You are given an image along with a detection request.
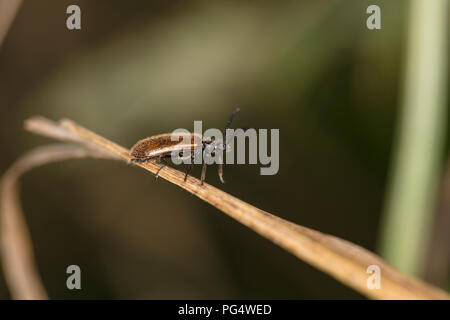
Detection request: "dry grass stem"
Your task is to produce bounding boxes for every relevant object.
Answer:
[0,144,114,299]
[0,0,22,47]
[1,116,448,299]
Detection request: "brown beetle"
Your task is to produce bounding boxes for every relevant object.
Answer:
[130,109,240,184]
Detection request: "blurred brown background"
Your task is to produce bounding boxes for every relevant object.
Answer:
[0,0,448,299]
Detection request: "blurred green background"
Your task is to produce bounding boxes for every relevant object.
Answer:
[0,0,448,299]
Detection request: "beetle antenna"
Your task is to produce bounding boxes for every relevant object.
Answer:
[225,108,240,131]
[224,108,243,147]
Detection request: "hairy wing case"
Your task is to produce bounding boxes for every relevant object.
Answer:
[130,133,208,159]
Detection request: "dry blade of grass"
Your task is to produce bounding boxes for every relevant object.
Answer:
[0,0,22,47]
[1,116,448,299]
[0,144,115,299]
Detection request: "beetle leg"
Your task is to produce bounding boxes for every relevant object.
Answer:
[131,157,152,163]
[155,164,167,179]
[218,163,225,183]
[200,162,207,185]
[155,156,168,179]
[184,163,192,182]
